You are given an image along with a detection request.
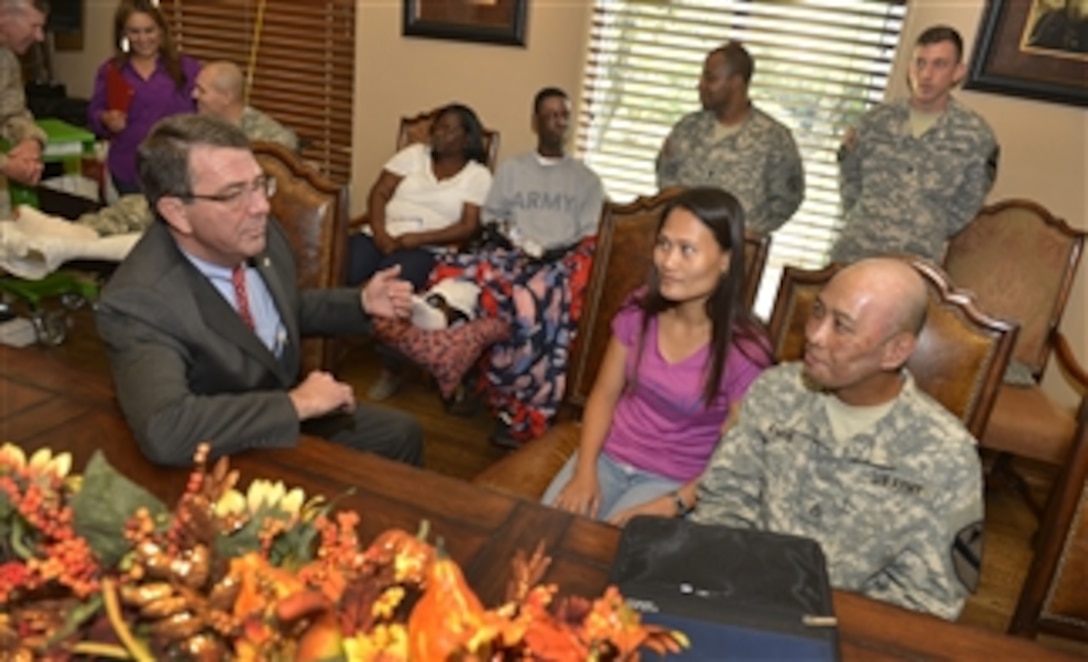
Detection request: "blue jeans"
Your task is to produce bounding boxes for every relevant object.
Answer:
[541,451,682,521]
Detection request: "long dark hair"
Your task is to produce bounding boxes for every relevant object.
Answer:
[112,0,187,91]
[632,187,771,407]
[432,103,487,165]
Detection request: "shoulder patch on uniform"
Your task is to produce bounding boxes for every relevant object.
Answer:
[952,520,984,591]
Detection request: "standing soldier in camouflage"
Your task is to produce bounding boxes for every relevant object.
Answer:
[832,25,999,264]
[656,42,804,235]
[192,60,299,152]
[0,0,47,187]
[692,258,983,621]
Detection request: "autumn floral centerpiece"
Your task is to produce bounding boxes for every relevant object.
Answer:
[0,442,686,660]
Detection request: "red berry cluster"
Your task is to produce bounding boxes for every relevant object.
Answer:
[0,467,101,601]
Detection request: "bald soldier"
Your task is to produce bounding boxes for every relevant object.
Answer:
[692,258,983,620]
[192,60,298,152]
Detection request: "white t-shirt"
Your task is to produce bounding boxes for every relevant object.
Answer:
[375,143,492,238]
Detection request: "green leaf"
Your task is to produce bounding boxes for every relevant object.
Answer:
[214,513,264,561]
[268,520,320,568]
[11,514,36,560]
[48,593,104,646]
[72,451,168,567]
[0,490,13,552]
[0,488,13,520]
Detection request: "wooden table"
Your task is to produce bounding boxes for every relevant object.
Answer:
[0,339,1078,661]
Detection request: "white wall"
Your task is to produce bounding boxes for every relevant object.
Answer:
[352,0,595,216]
[51,1,115,99]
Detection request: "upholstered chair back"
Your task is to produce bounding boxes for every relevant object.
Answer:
[944,201,1086,516]
[944,200,1084,379]
[253,140,349,375]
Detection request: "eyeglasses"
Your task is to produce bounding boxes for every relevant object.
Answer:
[182,175,276,210]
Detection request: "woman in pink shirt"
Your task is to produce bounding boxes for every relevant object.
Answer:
[543,187,772,524]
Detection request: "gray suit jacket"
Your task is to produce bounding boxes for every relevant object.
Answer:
[96,219,369,466]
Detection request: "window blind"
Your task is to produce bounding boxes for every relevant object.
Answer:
[578,0,906,278]
[160,0,355,184]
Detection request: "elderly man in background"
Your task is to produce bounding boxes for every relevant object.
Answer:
[656,42,804,235]
[0,0,47,187]
[693,257,983,621]
[193,60,298,152]
[832,25,999,264]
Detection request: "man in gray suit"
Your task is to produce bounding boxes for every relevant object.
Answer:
[95,114,423,467]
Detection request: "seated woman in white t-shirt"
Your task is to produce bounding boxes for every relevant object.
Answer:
[347,103,493,290]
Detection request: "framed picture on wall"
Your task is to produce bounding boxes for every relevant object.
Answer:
[965,0,1088,108]
[403,0,528,47]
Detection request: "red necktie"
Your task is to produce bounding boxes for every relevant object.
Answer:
[231,265,255,330]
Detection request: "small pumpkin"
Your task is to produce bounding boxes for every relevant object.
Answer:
[407,555,485,660]
[365,525,435,585]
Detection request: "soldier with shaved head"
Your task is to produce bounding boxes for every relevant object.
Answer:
[192,60,298,151]
[693,257,983,621]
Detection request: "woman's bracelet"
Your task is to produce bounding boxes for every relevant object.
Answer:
[671,490,694,517]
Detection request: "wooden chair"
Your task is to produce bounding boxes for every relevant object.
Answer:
[942,200,1087,515]
[252,141,348,376]
[1009,375,1088,642]
[473,189,771,499]
[348,108,501,233]
[766,258,1018,440]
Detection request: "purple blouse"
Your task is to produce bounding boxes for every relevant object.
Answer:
[602,299,771,482]
[88,54,201,186]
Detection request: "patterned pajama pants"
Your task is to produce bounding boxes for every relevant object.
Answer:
[430,237,596,441]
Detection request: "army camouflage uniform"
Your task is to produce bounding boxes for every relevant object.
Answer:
[76,194,151,236]
[693,363,983,620]
[0,47,47,172]
[655,108,804,235]
[832,98,998,264]
[240,106,298,152]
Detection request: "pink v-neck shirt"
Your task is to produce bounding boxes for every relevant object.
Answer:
[603,302,770,482]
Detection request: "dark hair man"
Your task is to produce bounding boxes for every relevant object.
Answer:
[96,114,423,467]
[656,42,804,235]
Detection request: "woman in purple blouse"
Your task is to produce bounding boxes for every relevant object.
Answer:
[542,187,773,525]
[88,0,200,194]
